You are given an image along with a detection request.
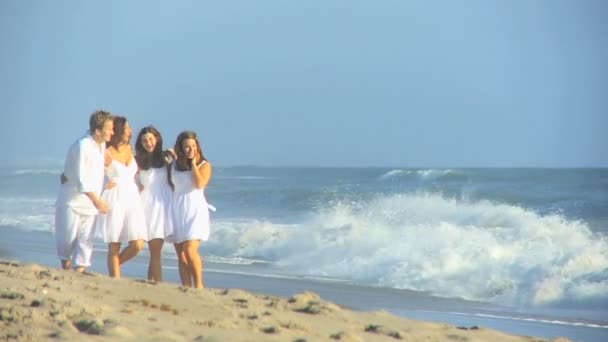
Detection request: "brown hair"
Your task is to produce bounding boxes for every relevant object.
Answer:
[88,110,113,135]
[108,116,129,149]
[174,131,207,171]
[135,126,165,170]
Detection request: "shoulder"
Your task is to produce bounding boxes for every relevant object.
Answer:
[198,160,211,172]
[76,134,92,146]
[106,146,121,161]
[74,135,95,152]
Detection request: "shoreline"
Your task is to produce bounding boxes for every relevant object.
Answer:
[0,259,569,342]
[2,229,607,341]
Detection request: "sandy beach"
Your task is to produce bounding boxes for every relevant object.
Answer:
[0,259,571,342]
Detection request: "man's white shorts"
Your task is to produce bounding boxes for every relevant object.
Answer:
[54,206,96,268]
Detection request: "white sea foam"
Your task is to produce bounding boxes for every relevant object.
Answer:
[0,197,55,231]
[0,197,55,205]
[378,168,462,181]
[13,168,61,175]
[206,192,608,307]
[416,168,460,179]
[417,310,608,329]
[378,169,408,180]
[4,190,607,308]
[0,215,54,231]
[206,256,269,265]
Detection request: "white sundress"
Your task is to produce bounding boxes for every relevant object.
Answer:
[138,166,173,240]
[170,160,211,244]
[97,157,148,243]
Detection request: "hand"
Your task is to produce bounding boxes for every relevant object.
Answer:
[163,148,177,162]
[191,154,200,167]
[138,184,144,191]
[106,180,117,189]
[60,173,68,184]
[95,199,110,214]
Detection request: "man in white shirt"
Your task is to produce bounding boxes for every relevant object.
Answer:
[55,110,114,272]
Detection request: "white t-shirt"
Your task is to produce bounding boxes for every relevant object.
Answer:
[55,133,106,215]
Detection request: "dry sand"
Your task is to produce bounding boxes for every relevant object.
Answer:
[0,260,570,341]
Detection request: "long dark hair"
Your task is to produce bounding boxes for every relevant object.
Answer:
[135,126,165,170]
[174,131,207,171]
[107,116,129,149]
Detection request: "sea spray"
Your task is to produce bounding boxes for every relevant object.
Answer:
[206,192,608,307]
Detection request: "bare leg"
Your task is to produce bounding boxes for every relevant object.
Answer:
[183,240,203,288]
[108,243,121,278]
[147,239,164,282]
[61,259,72,270]
[173,243,192,287]
[73,266,85,273]
[119,239,144,264]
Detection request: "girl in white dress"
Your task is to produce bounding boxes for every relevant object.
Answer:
[96,116,147,278]
[171,131,212,288]
[134,126,174,282]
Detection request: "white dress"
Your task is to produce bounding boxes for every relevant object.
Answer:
[138,166,173,240]
[170,161,210,243]
[97,157,148,243]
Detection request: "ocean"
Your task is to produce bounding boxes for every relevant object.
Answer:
[1,165,607,341]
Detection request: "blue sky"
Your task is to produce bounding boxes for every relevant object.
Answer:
[1,0,606,167]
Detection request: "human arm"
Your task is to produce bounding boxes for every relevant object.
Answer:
[190,157,211,189]
[134,171,144,191]
[76,140,109,213]
[163,148,177,164]
[84,192,109,214]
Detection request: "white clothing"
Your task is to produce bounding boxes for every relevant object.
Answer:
[54,206,96,267]
[56,133,106,215]
[54,132,105,266]
[97,157,148,243]
[138,166,173,240]
[170,161,210,243]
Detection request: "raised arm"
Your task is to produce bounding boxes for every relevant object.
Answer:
[191,158,211,189]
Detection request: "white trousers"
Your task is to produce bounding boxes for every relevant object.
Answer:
[54,206,96,268]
